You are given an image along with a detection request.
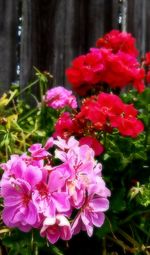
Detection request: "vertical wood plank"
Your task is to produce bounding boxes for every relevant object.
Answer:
[112,0,120,29]
[127,0,146,56]
[86,0,105,49]
[64,0,88,86]
[20,0,121,90]
[20,0,32,89]
[145,0,150,52]
[0,0,18,94]
[121,0,128,32]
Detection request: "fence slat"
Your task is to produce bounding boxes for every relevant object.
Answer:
[127,0,146,56]
[2,0,150,94]
[145,0,150,52]
[20,0,120,89]
[0,0,18,94]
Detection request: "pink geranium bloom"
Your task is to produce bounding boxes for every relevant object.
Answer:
[40,215,72,244]
[0,135,110,242]
[0,156,43,188]
[1,179,38,232]
[44,86,77,109]
[44,137,54,150]
[72,196,109,237]
[33,164,71,218]
[28,143,50,159]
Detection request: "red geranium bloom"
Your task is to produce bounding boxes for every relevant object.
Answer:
[146,70,150,83]
[66,47,145,95]
[144,52,150,66]
[96,30,139,57]
[53,112,74,139]
[111,116,144,138]
[76,92,144,138]
[66,50,105,95]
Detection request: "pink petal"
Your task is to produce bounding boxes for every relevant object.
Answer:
[60,225,72,240]
[48,164,70,192]
[24,165,42,187]
[52,192,70,212]
[71,214,82,235]
[11,159,26,178]
[89,198,109,212]
[25,201,37,225]
[91,212,105,227]
[2,206,19,227]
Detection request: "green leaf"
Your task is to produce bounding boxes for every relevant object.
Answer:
[110,188,126,212]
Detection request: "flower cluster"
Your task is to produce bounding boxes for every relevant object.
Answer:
[0,137,110,244]
[53,92,144,156]
[96,29,138,56]
[76,92,144,138]
[44,86,77,109]
[66,30,145,95]
[0,30,146,246]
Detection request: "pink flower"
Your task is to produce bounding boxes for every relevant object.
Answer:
[0,136,110,241]
[28,143,50,159]
[1,179,38,232]
[72,196,109,237]
[44,86,77,109]
[44,137,54,150]
[0,156,43,188]
[40,215,72,244]
[33,164,71,218]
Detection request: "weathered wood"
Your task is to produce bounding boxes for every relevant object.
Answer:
[20,0,32,89]
[20,0,121,89]
[145,0,150,52]
[0,0,18,94]
[121,0,128,32]
[127,0,146,56]
[2,0,150,94]
[112,0,121,29]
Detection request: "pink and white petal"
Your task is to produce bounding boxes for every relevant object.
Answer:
[85,223,94,237]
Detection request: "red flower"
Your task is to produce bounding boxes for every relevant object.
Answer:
[53,112,74,139]
[76,93,144,138]
[111,117,144,138]
[79,136,104,156]
[144,52,150,66]
[96,30,138,57]
[66,48,145,95]
[146,70,150,83]
[66,50,105,95]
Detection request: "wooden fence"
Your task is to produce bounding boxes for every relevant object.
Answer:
[0,0,150,95]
